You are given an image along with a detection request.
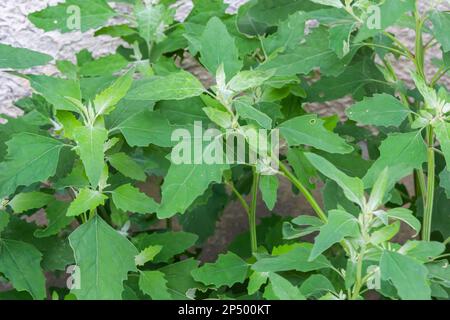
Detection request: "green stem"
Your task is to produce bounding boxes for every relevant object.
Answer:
[228,182,250,214]
[423,126,435,241]
[278,161,328,223]
[249,168,260,254]
[351,244,366,300]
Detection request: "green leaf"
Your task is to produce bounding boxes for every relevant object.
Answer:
[228,69,275,93]
[310,0,343,8]
[235,101,273,129]
[29,0,116,33]
[439,167,450,198]
[79,54,129,77]
[202,107,233,129]
[128,71,204,101]
[260,26,346,77]
[135,245,162,266]
[0,239,46,300]
[117,110,175,148]
[310,210,360,261]
[355,0,415,42]
[266,272,305,300]
[363,132,427,189]
[370,221,400,245]
[134,232,198,263]
[346,94,410,127]
[278,115,353,154]
[139,271,171,300]
[93,69,134,116]
[74,126,108,187]
[8,192,53,214]
[111,184,158,215]
[248,271,269,295]
[300,274,336,298]
[159,258,199,300]
[386,208,421,235]
[305,153,365,207]
[135,2,173,44]
[430,12,450,52]
[435,121,450,168]
[0,133,65,198]
[27,75,81,112]
[198,17,242,80]
[0,43,52,69]
[158,163,227,218]
[34,201,73,238]
[380,250,431,300]
[259,175,279,210]
[366,167,389,212]
[191,252,249,287]
[329,23,355,58]
[400,241,445,262]
[68,215,138,300]
[66,188,107,217]
[0,211,9,234]
[252,244,331,272]
[108,153,146,182]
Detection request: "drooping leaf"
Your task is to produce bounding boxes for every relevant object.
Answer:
[108,153,146,182]
[305,153,365,207]
[346,94,410,127]
[191,252,249,287]
[138,271,172,300]
[111,184,158,215]
[247,271,269,295]
[0,239,46,300]
[310,210,360,261]
[259,175,279,211]
[266,272,305,300]
[278,115,353,154]
[8,192,53,214]
[0,43,52,69]
[135,245,162,266]
[386,208,421,235]
[380,250,431,300]
[128,71,204,101]
[0,133,65,198]
[235,101,273,129]
[66,188,107,217]
[34,201,73,238]
[68,215,138,300]
[74,126,108,187]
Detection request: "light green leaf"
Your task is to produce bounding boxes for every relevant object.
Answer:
[259,175,278,211]
[380,250,431,300]
[29,0,116,33]
[191,252,249,287]
[267,272,305,300]
[247,271,269,295]
[199,17,242,80]
[0,211,9,234]
[363,131,427,189]
[435,121,450,168]
[8,192,53,214]
[0,43,52,69]
[139,271,171,300]
[228,69,275,92]
[135,245,162,266]
[439,167,450,198]
[202,107,233,129]
[305,153,365,207]
[158,163,227,218]
[108,153,146,182]
[128,71,204,101]
[235,101,273,129]
[0,133,65,198]
[111,184,158,214]
[260,27,346,77]
[159,258,199,300]
[310,210,360,261]
[370,221,400,245]
[430,11,450,52]
[366,167,389,212]
[93,69,134,116]
[0,239,46,299]
[299,274,336,298]
[117,110,175,148]
[279,115,353,154]
[346,94,410,127]
[329,23,354,58]
[66,188,107,217]
[74,126,108,187]
[135,2,173,44]
[400,241,445,262]
[79,54,129,77]
[386,208,421,235]
[34,201,73,238]
[253,244,331,272]
[310,0,343,8]
[69,215,138,300]
[28,75,81,112]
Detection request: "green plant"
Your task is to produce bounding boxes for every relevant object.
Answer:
[0,0,449,300]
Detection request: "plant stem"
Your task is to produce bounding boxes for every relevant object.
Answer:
[423,126,435,241]
[278,161,328,222]
[228,182,250,214]
[351,244,366,300]
[249,168,260,254]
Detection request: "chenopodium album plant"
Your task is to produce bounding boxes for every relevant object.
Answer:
[0,0,449,300]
